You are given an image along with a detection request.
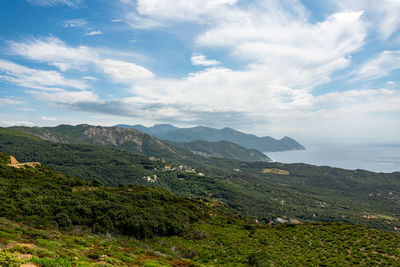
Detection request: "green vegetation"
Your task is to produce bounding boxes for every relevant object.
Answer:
[0,250,25,266]
[169,140,271,162]
[0,156,399,266]
[2,216,400,266]
[0,128,178,185]
[11,125,194,161]
[1,128,400,233]
[0,152,244,238]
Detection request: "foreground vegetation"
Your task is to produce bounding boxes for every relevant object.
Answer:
[1,218,399,266]
[0,154,399,266]
[1,129,399,233]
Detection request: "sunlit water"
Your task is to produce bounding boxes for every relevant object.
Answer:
[267,143,400,173]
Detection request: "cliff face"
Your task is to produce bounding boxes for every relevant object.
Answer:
[9,125,276,162]
[81,126,178,155]
[82,126,144,149]
[10,125,180,157]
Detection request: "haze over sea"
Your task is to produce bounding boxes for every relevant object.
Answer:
[268,143,400,173]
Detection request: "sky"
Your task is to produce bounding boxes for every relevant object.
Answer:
[0,0,400,143]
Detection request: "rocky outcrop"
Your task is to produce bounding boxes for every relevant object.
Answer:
[7,156,41,169]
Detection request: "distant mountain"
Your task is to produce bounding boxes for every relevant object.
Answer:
[170,140,271,162]
[11,124,184,159]
[118,124,305,152]
[10,125,271,163]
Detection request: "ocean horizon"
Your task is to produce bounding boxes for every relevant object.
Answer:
[267,143,400,173]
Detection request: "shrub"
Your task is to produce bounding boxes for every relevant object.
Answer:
[55,213,72,229]
[0,251,25,267]
[248,252,270,267]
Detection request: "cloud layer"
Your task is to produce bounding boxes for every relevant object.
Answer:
[1,0,399,142]
[27,0,83,7]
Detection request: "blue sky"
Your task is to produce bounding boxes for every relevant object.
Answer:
[0,0,400,143]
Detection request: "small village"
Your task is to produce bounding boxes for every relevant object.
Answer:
[142,157,205,183]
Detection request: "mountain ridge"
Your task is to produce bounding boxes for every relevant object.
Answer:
[11,125,271,162]
[169,139,271,162]
[117,124,305,152]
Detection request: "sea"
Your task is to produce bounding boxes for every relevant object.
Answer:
[267,143,400,173]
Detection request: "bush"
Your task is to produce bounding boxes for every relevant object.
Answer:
[55,213,71,229]
[248,252,270,267]
[0,251,25,267]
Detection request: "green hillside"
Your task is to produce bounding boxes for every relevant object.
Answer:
[1,129,400,233]
[11,125,273,163]
[11,125,188,159]
[170,140,271,162]
[0,155,399,266]
[0,152,243,239]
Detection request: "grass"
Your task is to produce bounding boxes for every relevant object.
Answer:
[261,168,290,175]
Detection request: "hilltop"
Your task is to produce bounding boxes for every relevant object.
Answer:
[116,124,305,152]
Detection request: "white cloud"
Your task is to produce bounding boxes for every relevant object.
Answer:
[62,19,87,28]
[191,54,220,66]
[49,0,373,140]
[98,59,154,83]
[6,1,399,143]
[122,0,240,28]
[8,37,96,71]
[16,108,36,111]
[27,0,83,7]
[0,98,24,105]
[197,10,366,89]
[130,66,314,118]
[41,116,57,121]
[290,88,400,142]
[85,30,103,36]
[0,59,88,90]
[83,76,98,81]
[123,0,366,90]
[7,37,153,83]
[353,50,400,80]
[35,90,99,104]
[0,120,35,127]
[136,0,237,21]
[333,0,400,40]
